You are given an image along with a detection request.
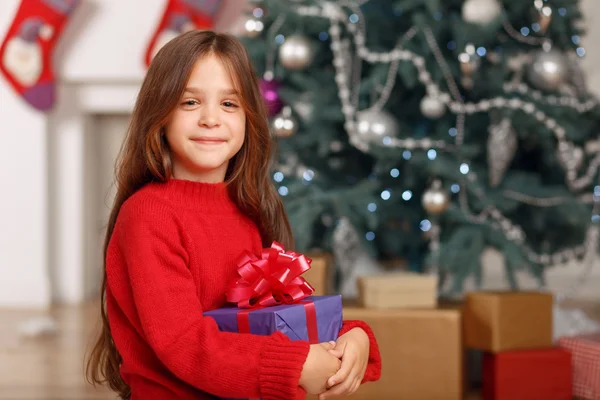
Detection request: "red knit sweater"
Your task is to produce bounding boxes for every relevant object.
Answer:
[105,179,381,400]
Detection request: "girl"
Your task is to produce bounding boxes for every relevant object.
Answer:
[86,30,381,400]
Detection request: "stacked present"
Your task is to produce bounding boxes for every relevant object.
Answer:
[557,332,600,399]
[342,272,464,400]
[463,291,572,400]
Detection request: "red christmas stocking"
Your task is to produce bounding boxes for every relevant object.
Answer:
[0,0,79,111]
[144,0,219,67]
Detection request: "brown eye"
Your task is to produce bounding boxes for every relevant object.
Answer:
[222,101,238,108]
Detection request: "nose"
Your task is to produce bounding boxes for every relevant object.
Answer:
[198,105,220,128]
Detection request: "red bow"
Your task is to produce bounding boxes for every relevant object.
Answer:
[226,242,315,308]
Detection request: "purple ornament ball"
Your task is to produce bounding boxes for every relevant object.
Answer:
[259,78,283,117]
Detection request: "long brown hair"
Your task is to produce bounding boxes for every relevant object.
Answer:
[85,30,293,399]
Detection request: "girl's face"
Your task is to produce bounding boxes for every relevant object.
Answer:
[165,54,246,183]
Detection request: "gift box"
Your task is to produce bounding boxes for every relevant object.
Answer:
[204,242,342,342]
[204,295,342,343]
[303,251,333,296]
[464,291,553,352]
[482,347,572,400]
[341,307,463,400]
[558,333,600,400]
[357,272,438,309]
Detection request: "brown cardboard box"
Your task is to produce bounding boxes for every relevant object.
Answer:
[304,252,333,296]
[463,291,553,353]
[338,307,464,400]
[358,272,438,309]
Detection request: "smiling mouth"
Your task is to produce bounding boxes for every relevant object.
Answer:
[191,138,226,145]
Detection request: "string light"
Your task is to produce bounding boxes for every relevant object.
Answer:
[420,219,432,232]
[303,170,315,181]
[381,190,391,200]
[402,190,412,201]
[278,186,289,196]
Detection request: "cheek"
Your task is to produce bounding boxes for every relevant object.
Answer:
[165,112,190,145]
[233,114,246,143]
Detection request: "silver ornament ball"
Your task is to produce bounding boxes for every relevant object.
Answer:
[462,0,502,25]
[528,49,569,91]
[356,109,399,144]
[422,181,450,214]
[279,35,314,70]
[420,96,446,119]
[272,106,298,137]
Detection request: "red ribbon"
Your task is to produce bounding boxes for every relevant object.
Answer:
[226,241,315,309]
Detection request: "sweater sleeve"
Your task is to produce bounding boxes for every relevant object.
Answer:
[109,199,309,399]
[338,320,382,383]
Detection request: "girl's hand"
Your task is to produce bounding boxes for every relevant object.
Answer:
[299,342,342,394]
[318,328,369,399]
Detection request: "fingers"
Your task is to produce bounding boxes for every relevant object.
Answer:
[327,340,347,360]
[319,370,358,399]
[319,341,335,351]
[327,351,354,387]
[351,378,361,394]
[328,348,344,358]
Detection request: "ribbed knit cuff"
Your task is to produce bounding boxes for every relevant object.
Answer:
[259,333,310,400]
[338,320,382,383]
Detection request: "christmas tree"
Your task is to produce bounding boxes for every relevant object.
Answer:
[237,0,600,295]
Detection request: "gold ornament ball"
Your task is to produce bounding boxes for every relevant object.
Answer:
[422,183,450,214]
[272,106,298,137]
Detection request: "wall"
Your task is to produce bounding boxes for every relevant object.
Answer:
[0,0,598,308]
[0,1,50,308]
[0,0,246,308]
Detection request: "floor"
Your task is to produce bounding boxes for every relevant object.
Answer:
[0,300,598,399]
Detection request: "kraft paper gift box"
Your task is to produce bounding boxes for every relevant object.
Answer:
[558,333,600,400]
[302,251,333,296]
[339,307,463,400]
[358,272,438,309]
[482,347,572,400]
[463,291,553,352]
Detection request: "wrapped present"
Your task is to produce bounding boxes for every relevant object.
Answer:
[482,348,572,400]
[204,295,342,343]
[341,307,463,400]
[464,291,553,352]
[558,333,600,400]
[203,242,342,343]
[358,272,437,309]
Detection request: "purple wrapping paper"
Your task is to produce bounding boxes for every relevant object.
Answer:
[203,295,342,343]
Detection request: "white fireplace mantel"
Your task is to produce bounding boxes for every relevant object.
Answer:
[48,81,142,304]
